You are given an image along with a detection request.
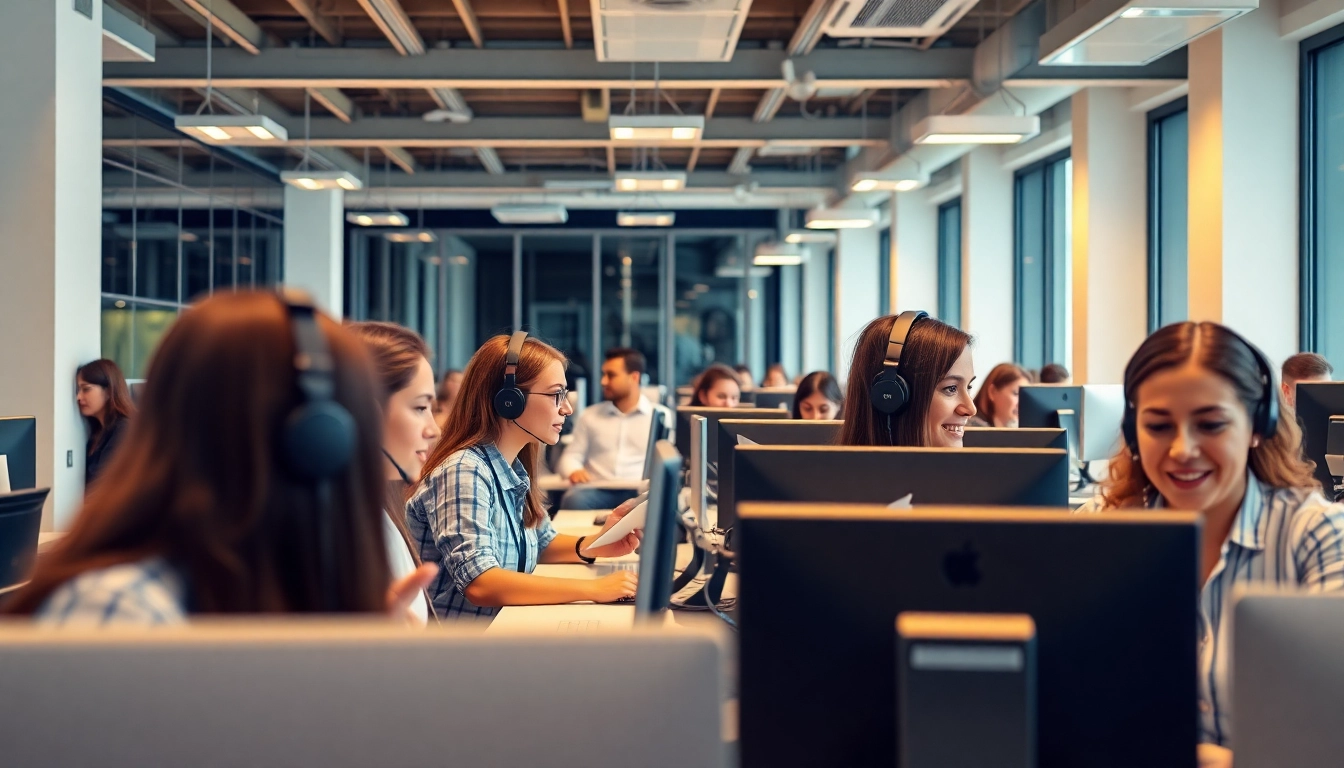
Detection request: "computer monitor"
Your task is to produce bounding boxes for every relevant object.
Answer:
[0,417,37,491]
[635,441,682,619]
[0,622,726,767]
[1018,384,1125,463]
[673,406,789,467]
[639,407,669,482]
[0,488,49,588]
[726,446,1070,530]
[1294,382,1344,497]
[751,387,796,412]
[688,415,708,528]
[716,420,842,523]
[1234,591,1344,765]
[737,503,1199,768]
[963,427,1068,451]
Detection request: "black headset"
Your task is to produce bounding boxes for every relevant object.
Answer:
[493,331,530,420]
[279,291,356,481]
[870,311,928,415]
[1121,325,1280,453]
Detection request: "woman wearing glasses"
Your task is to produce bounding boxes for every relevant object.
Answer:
[406,333,644,620]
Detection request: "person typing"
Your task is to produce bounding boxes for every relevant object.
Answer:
[556,348,655,511]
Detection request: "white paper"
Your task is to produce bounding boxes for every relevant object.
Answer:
[736,434,759,446]
[588,495,649,548]
[887,493,913,509]
[0,455,10,494]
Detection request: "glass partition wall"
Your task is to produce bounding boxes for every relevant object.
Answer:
[347,228,787,401]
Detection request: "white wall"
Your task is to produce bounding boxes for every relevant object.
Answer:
[893,189,940,314]
[442,235,478,371]
[835,225,882,381]
[801,245,833,376]
[778,264,803,379]
[283,187,345,317]
[960,147,1015,373]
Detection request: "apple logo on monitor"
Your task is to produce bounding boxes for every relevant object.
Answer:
[942,542,981,587]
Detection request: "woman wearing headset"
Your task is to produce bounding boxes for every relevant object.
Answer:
[1081,322,1344,765]
[838,311,976,447]
[408,332,643,621]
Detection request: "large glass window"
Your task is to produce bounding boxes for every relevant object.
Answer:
[1303,27,1344,361]
[937,199,962,327]
[1148,97,1189,332]
[1014,151,1072,370]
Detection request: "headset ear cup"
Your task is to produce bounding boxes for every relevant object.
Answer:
[494,387,526,420]
[284,401,357,481]
[870,371,910,415]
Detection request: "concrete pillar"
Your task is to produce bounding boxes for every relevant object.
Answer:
[283,187,345,316]
[892,190,940,315]
[1188,0,1299,364]
[836,224,882,379]
[960,147,1015,372]
[1070,87,1149,384]
[801,244,833,376]
[778,263,803,379]
[0,2,104,528]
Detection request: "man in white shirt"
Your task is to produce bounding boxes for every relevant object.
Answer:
[557,348,655,510]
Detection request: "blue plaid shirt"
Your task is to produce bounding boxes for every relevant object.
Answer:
[33,557,187,626]
[405,443,557,620]
[1080,472,1344,748]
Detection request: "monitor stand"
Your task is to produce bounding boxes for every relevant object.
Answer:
[1326,416,1344,501]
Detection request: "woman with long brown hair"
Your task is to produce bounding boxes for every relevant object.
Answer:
[75,358,136,489]
[1081,321,1344,760]
[969,362,1031,428]
[347,321,442,625]
[839,312,976,447]
[689,363,742,407]
[407,332,643,620]
[5,291,433,624]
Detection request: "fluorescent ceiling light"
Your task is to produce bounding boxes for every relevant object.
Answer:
[756,142,817,157]
[783,230,838,245]
[280,170,363,191]
[384,230,438,243]
[614,171,687,192]
[1039,0,1256,66]
[850,173,928,193]
[617,211,676,227]
[174,114,288,144]
[542,179,615,191]
[491,204,568,225]
[346,211,410,227]
[911,115,1040,145]
[804,208,881,230]
[608,115,704,143]
[754,242,806,266]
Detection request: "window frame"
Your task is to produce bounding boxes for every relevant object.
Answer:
[1146,96,1190,334]
[936,197,963,327]
[1012,149,1071,369]
[1300,24,1344,353]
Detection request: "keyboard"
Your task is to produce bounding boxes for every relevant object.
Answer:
[595,562,638,576]
[556,620,603,633]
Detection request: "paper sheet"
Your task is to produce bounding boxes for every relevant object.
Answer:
[587,492,649,548]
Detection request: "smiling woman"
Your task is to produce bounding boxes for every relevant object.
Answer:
[1083,321,1344,754]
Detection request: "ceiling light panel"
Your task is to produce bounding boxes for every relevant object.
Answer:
[911,115,1041,146]
[175,114,288,144]
[280,170,363,191]
[609,115,705,143]
[1039,0,1256,66]
[614,171,688,192]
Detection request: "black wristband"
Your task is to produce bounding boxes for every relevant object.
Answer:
[575,536,596,564]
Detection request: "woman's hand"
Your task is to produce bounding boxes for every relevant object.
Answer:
[1198,744,1232,768]
[584,571,638,603]
[581,496,644,559]
[387,563,438,624]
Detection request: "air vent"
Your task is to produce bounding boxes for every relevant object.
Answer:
[592,0,754,62]
[825,0,980,38]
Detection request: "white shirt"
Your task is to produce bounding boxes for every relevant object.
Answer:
[383,512,431,625]
[557,396,655,481]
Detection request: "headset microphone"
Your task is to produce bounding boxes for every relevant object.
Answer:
[381,448,412,484]
[511,420,549,445]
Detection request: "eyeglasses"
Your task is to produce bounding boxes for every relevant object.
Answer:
[525,388,569,409]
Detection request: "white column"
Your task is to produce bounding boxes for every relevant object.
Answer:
[1188,0,1300,365]
[1070,87,1149,384]
[801,244,833,376]
[960,147,1015,371]
[0,2,104,529]
[778,264,803,378]
[836,225,882,380]
[283,187,345,317]
[892,190,940,314]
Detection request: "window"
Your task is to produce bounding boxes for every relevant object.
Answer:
[1147,97,1189,332]
[1302,26,1344,361]
[878,226,891,314]
[1013,151,1072,370]
[937,199,962,327]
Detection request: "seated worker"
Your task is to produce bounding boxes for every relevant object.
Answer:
[556,348,655,510]
[838,311,976,447]
[1280,352,1333,409]
[1039,362,1071,384]
[1081,321,1344,765]
[4,290,434,625]
[761,364,789,388]
[407,332,644,621]
[792,371,842,421]
[969,362,1031,428]
[690,364,742,408]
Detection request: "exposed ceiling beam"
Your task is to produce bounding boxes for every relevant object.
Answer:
[308,87,357,123]
[382,146,417,174]
[282,0,343,46]
[704,88,722,119]
[105,47,1001,91]
[606,146,615,175]
[557,0,573,49]
[451,0,484,48]
[728,147,754,175]
[105,0,180,46]
[163,0,269,55]
[354,0,425,56]
[104,116,892,149]
[754,89,786,123]
[193,86,365,176]
[475,147,505,174]
[756,0,835,124]
[686,146,702,173]
[104,145,186,178]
